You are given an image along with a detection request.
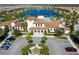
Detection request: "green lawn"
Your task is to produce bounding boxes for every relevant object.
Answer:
[45,32,68,40]
[57,36,67,40]
[45,32,56,36]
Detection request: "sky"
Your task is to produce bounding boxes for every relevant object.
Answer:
[0,0,78,4]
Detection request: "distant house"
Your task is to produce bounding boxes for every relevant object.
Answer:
[0,20,27,31]
[27,17,65,34]
[74,20,79,31]
[19,17,25,22]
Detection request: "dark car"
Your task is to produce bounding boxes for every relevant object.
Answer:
[2,42,11,47]
[70,35,78,40]
[0,36,15,50]
[7,37,15,41]
[0,33,8,41]
[0,42,12,50]
[65,47,77,52]
[70,35,79,44]
[5,39,11,42]
[0,43,10,50]
[0,45,9,50]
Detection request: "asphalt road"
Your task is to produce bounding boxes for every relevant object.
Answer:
[0,36,77,55]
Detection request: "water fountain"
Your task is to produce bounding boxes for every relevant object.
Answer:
[29,44,42,55]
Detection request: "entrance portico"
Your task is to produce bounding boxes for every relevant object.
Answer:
[32,30,48,37]
[33,30,47,33]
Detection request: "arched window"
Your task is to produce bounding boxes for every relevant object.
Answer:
[34,31,36,32]
[38,30,40,32]
[45,31,46,33]
[41,31,43,32]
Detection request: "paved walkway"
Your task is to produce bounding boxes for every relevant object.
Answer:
[21,34,55,37]
[33,33,44,37]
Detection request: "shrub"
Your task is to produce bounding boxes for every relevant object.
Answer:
[4,25,9,34]
[26,35,33,45]
[21,45,30,55]
[41,36,48,45]
[40,45,49,55]
[13,29,22,36]
[55,28,64,36]
[75,30,79,36]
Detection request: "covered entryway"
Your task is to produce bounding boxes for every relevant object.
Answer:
[33,30,45,37]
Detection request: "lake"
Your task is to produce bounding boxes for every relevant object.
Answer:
[23,10,61,17]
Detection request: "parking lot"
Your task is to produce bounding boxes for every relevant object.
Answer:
[0,36,78,55]
[0,37,15,50]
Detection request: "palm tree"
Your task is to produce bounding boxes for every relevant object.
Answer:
[4,25,9,34]
[26,35,33,45]
[61,11,79,35]
[69,11,79,34]
[21,22,28,30]
[55,28,64,36]
[41,36,48,45]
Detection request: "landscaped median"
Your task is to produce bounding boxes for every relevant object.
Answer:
[57,35,68,40]
[21,35,49,55]
[21,44,35,55]
[40,44,49,55]
[21,44,49,55]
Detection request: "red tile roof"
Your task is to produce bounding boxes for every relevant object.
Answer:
[3,20,22,27]
[4,21,12,27]
[45,19,64,28]
[30,19,64,30]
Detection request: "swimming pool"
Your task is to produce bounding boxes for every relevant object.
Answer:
[23,10,61,17]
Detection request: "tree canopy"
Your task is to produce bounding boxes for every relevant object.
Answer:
[21,22,28,27]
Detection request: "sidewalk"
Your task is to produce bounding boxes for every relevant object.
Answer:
[21,35,55,38]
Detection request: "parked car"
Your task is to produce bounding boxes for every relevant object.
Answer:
[0,36,15,50]
[70,35,79,44]
[0,45,9,50]
[3,42,12,46]
[0,33,8,41]
[65,47,77,52]
[8,36,15,40]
